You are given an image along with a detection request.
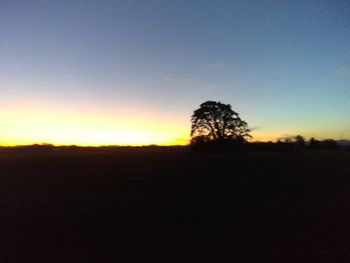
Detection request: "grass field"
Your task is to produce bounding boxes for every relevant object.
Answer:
[0,147,350,262]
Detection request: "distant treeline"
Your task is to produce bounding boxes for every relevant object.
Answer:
[248,136,342,151]
[190,135,350,152]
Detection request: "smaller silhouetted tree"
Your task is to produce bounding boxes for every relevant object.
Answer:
[308,137,321,149]
[294,135,306,148]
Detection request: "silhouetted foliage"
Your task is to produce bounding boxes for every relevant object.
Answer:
[276,137,294,150]
[322,139,338,149]
[189,135,211,151]
[294,135,306,148]
[308,137,321,149]
[258,138,348,152]
[190,101,251,151]
[276,135,308,150]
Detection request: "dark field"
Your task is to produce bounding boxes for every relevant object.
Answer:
[1,147,350,262]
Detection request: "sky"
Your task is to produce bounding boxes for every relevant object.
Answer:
[0,0,349,146]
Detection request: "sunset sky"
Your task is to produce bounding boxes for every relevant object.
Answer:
[1,0,349,146]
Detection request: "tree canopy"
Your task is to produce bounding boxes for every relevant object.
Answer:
[190,101,251,148]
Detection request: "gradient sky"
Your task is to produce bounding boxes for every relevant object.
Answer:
[1,0,349,145]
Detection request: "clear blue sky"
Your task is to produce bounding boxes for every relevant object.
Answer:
[1,0,349,145]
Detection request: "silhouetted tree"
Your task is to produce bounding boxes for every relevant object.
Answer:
[308,137,321,149]
[190,101,251,149]
[294,135,306,148]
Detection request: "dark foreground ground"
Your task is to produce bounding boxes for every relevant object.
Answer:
[0,147,350,262]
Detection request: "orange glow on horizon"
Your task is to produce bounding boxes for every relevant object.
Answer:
[0,103,189,146]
